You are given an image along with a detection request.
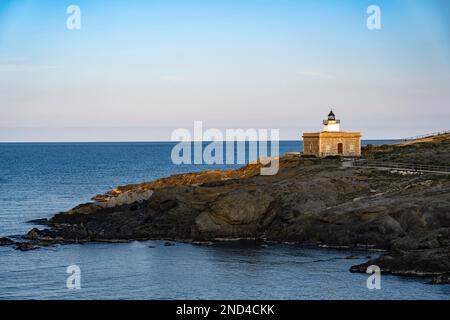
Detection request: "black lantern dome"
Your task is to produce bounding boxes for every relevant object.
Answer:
[327,109,336,121]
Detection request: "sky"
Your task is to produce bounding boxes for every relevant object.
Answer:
[0,0,449,141]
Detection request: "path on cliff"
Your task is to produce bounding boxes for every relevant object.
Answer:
[347,159,450,174]
[345,131,450,174]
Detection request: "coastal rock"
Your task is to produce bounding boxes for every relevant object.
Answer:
[26,228,60,241]
[18,133,450,282]
[15,243,38,251]
[0,237,15,246]
[349,248,450,276]
[430,273,450,284]
[194,189,277,238]
[27,218,50,225]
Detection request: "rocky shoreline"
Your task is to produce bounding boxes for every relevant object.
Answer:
[3,134,450,284]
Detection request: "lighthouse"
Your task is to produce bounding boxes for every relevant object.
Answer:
[323,109,340,132]
[302,109,361,157]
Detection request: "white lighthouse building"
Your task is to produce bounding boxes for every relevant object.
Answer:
[302,109,361,157]
[322,110,340,132]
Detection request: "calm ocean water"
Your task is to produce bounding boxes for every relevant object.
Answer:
[0,141,449,300]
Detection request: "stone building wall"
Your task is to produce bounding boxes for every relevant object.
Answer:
[303,132,361,157]
[319,136,361,157]
[303,136,320,156]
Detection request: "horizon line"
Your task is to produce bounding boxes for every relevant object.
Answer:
[0,138,402,144]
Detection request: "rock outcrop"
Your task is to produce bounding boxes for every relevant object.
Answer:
[16,133,450,283]
[0,237,15,246]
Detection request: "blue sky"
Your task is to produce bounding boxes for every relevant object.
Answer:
[0,0,449,141]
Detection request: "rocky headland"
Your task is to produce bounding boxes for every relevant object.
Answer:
[5,133,450,284]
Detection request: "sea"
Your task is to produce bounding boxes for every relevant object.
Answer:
[0,141,449,300]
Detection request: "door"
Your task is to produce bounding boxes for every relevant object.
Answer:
[337,143,343,155]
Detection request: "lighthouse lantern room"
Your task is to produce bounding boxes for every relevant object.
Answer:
[323,110,341,132]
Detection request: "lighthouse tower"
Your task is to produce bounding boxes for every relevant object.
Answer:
[302,109,361,157]
[323,109,340,132]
